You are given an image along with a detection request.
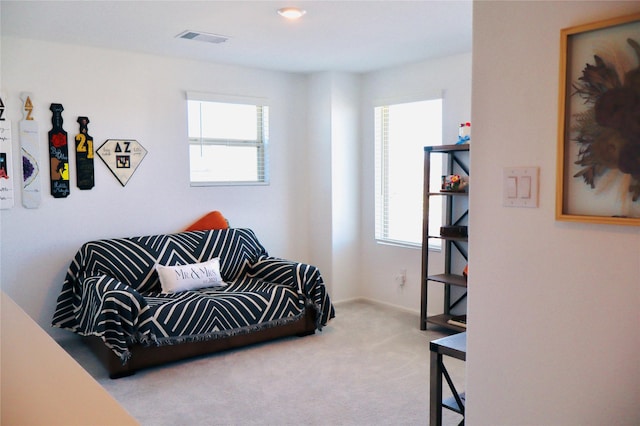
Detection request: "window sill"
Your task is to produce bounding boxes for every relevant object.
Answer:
[190,181,270,187]
[375,239,420,250]
[375,239,442,252]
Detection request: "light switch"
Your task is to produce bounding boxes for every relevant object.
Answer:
[503,166,539,208]
[507,177,517,198]
[518,176,531,198]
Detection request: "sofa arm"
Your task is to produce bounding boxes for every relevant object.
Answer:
[247,256,335,328]
[78,275,152,361]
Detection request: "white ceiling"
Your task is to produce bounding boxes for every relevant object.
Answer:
[1,0,472,74]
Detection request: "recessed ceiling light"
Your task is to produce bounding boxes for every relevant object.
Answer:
[277,7,306,20]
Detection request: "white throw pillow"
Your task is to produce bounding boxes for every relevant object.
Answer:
[156,258,226,293]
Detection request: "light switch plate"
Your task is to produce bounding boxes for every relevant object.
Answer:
[503,167,539,208]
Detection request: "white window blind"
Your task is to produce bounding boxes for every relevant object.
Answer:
[187,93,269,185]
[374,98,443,247]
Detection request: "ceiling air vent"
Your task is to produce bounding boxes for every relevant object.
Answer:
[176,30,229,44]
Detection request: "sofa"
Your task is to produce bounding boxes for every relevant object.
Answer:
[52,228,335,378]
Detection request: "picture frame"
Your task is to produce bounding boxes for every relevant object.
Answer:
[556,13,640,226]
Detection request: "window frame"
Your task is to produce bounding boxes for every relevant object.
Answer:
[374,95,444,250]
[187,92,270,187]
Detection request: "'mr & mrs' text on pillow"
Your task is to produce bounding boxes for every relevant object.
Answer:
[156,258,226,293]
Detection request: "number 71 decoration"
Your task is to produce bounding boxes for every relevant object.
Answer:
[96,139,147,187]
[75,116,95,190]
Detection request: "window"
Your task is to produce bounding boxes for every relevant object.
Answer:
[187,94,269,185]
[374,98,443,247]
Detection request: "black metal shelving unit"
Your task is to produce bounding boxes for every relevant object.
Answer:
[420,144,469,331]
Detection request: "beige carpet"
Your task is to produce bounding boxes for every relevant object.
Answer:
[61,300,465,426]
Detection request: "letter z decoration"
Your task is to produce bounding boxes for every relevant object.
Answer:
[96,139,147,187]
[20,93,42,208]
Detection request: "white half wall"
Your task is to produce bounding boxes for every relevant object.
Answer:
[467,2,640,424]
[1,292,138,425]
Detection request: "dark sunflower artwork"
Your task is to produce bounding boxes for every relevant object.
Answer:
[558,13,640,225]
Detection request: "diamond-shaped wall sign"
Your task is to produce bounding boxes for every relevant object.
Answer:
[96,139,147,187]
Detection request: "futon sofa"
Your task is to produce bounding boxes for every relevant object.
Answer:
[52,228,335,378]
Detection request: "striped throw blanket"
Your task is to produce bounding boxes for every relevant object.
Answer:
[52,228,334,362]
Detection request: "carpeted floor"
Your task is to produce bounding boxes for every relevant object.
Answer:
[61,300,465,426]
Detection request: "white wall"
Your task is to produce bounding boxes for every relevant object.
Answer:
[0,37,310,336]
[467,2,640,424]
[307,73,335,295]
[359,53,473,314]
[1,34,448,338]
[330,73,361,302]
[306,72,361,302]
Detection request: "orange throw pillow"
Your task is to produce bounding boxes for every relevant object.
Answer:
[184,211,229,231]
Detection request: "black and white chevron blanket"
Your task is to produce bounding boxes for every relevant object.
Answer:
[52,228,335,362]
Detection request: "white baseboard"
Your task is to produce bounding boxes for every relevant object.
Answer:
[332,297,364,306]
[333,296,421,316]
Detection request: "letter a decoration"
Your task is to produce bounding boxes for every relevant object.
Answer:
[0,93,15,209]
[48,103,70,198]
[20,92,42,208]
[96,139,147,186]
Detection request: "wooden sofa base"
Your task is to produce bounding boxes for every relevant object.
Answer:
[85,309,317,379]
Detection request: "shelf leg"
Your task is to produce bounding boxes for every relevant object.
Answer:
[441,359,465,417]
[430,350,443,425]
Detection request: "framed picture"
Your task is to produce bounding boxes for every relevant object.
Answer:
[556,13,640,226]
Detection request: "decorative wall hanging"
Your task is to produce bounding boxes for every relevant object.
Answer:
[96,139,147,187]
[19,92,42,208]
[0,94,15,209]
[48,103,70,198]
[75,116,95,190]
[556,13,640,226]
